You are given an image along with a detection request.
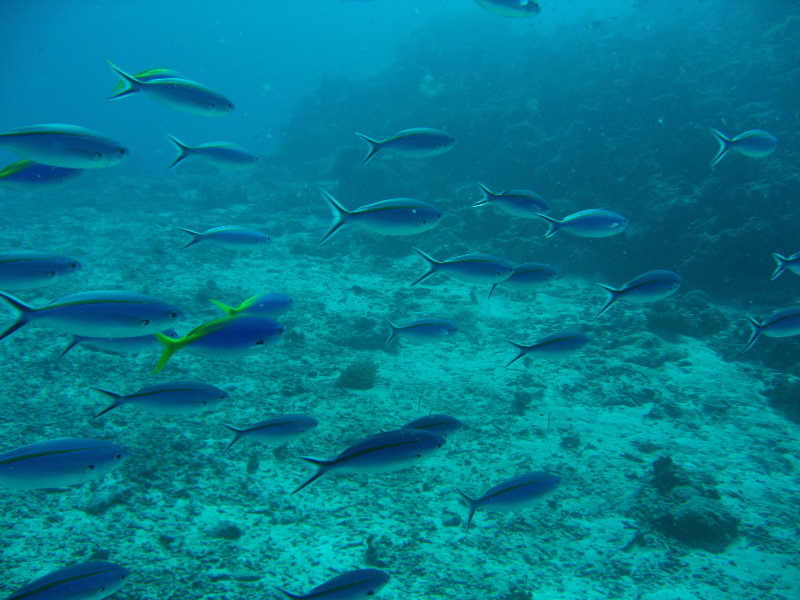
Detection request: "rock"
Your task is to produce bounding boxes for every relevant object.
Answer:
[653,495,739,553]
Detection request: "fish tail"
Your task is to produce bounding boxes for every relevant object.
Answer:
[106,60,141,99]
[504,341,528,367]
[209,298,236,316]
[165,134,193,169]
[291,457,330,494]
[57,337,81,359]
[221,423,245,453]
[384,318,398,349]
[595,283,621,316]
[176,227,202,249]
[709,127,732,169]
[317,188,351,245]
[473,182,495,207]
[90,387,124,418]
[354,132,381,164]
[533,213,561,238]
[152,332,183,374]
[455,488,479,533]
[743,316,763,352]
[0,291,33,341]
[770,253,788,281]
[410,247,441,286]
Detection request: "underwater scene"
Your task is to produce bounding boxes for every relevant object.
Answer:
[0,1,798,599]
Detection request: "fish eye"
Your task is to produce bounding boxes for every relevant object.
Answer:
[169,311,179,319]
[141,319,151,326]
[114,453,123,460]
[255,340,265,346]
[86,465,95,471]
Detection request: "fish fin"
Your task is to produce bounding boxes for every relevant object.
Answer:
[291,457,330,494]
[274,587,302,600]
[106,61,141,99]
[152,332,183,374]
[533,213,560,238]
[410,247,441,286]
[595,283,621,316]
[317,188,351,245]
[0,291,33,341]
[209,298,236,316]
[770,253,788,281]
[221,423,245,453]
[742,315,763,352]
[455,488,478,533]
[505,340,528,367]
[165,134,193,169]
[709,127,732,169]
[57,337,80,359]
[176,226,201,249]
[384,318,398,349]
[354,132,381,164]
[473,182,495,207]
[90,387,124,418]
[488,283,499,299]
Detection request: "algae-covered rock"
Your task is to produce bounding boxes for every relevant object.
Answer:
[653,496,739,553]
[336,358,378,390]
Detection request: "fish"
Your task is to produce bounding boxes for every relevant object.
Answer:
[0,290,183,341]
[456,471,560,532]
[411,248,513,287]
[473,183,550,217]
[210,293,293,318]
[0,159,83,191]
[222,414,319,453]
[177,225,271,250]
[0,251,81,290]
[474,0,541,18]
[107,61,234,116]
[109,67,185,98]
[506,329,589,366]
[709,128,777,168]
[596,269,683,316]
[276,569,390,600]
[318,189,441,244]
[488,262,558,298]
[0,123,128,169]
[92,380,228,418]
[743,307,800,352]
[384,317,458,349]
[165,134,258,170]
[5,561,130,600]
[770,252,800,280]
[0,437,127,490]
[355,128,455,164]
[292,428,445,494]
[151,315,285,374]
[533,209,628,238]
[401,414,463,437]
[58,329,179,359]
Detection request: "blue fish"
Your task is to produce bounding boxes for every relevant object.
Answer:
[770,252,800,281]
[276,569,390,600]
[534,209,628,238]
[411,248,513,287]
[0,251,81,290]
[0,437,127,490]
[318,190,441,244]
[596,269,683,316]
[107,61,234,116]
[292,429,445,494]
[489,262,558,298]
[743,307,800,352]
[456,471,560,532]
[152,315,285,374]
[177,225,270,251]
[384,317,458,349]
[355,128,455,164]
[0,290,183,341]
[0,124,128,169]
[474,0,541,18]
[58,329,179,359]
[709,128,777,168]
[223,414,319,453]
[5,561,130,600]
[92,380,228,418]
[0,159,83,191]
[401,414,463,437]
[506,329,589,366]
[166,134,258,170]
[473,183,550,217]
[210,293,293,318]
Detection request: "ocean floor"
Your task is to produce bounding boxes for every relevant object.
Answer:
[0,176,798,600]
